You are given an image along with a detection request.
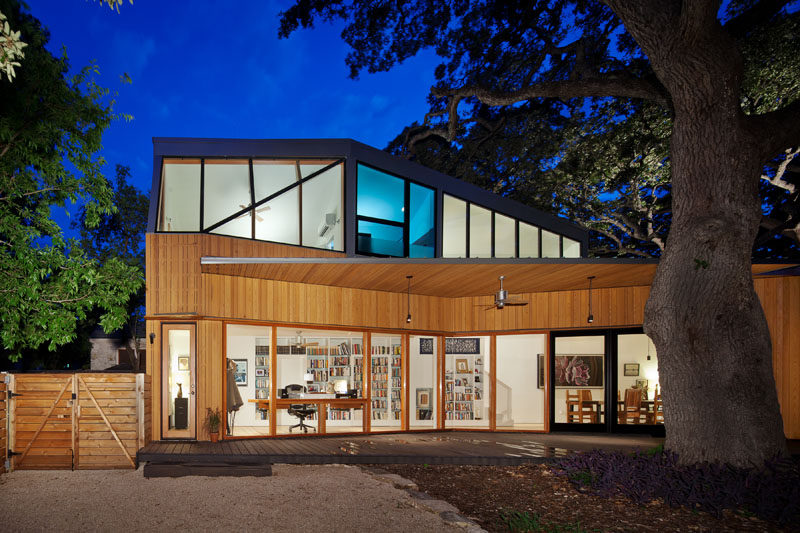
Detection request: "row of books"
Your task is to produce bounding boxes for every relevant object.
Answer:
[307,358,328,368]
[371,345,401,355]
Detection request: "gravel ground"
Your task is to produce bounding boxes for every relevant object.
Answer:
[0,465,461,532]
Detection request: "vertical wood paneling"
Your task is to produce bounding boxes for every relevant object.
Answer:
[197,320,222,441]
[755,276,800,438]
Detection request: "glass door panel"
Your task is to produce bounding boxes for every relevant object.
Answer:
[444,336,490,428]
[162,324,196,439]
[553,335,605,426]
[616,333,662,426]
[409,336,437,429]
[496,334,546,430]
[370,335,402,430]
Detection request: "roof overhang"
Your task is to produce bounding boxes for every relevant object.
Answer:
[200,257,794,298]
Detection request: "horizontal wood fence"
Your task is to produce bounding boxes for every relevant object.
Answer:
[7,373,151,471]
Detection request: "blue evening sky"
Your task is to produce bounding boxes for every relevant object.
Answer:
[25,0,440,195]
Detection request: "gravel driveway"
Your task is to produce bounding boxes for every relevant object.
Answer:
[0,465,461,532]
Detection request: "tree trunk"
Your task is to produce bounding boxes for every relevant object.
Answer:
[641,17,787,466]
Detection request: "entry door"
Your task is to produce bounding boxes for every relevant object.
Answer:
[550,333,607,431]
[162,324,196,439]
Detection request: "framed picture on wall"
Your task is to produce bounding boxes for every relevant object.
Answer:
[419,338,434,354]
[455,358,470,373]
[416,388,432,409]
[537,354,545,389]
[233,359,247,386]
[255,368,266,377]
[177,356,189,371]
[555,355,604,387]
[624,363,640,376]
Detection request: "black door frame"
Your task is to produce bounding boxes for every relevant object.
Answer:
[550,328,664,436]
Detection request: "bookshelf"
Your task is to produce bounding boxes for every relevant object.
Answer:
[371,335,402,425]
[254,337,270,421]
[444,339,486,424]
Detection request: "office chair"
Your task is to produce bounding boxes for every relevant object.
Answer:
[286,383,316,433]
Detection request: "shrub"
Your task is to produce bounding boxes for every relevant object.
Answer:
[552,449,800,524]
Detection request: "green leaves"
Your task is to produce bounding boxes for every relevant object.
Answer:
[0,0,142,362]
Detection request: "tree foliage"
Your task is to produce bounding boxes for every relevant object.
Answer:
[0,0,141,362]
[280,0,800,466]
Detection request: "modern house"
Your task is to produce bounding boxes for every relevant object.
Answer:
[144,138,799,441]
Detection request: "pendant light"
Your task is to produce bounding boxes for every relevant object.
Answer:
[587,276,595,324]
[406,275,413,323]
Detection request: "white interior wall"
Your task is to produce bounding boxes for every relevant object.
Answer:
[617,334,659,398]
[410,336,436,426]
[496,334,546,426]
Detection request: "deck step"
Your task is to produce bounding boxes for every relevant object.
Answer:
[143,461,273,478]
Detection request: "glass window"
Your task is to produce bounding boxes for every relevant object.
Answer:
[225,324,271,438]
[203,160,251,237]
[469,204,492,258]
[299,159,337,179]
[496,334,546,430]
[302,165,343,251]
[357,164,404,223]
[542,229,561,257]
[617,334,661,425]
[409,183,435,258]
[410,336,437,429]
[554,335,605,424]
[371,335,402,430]
[253,160,297,201]
[445,336,490,428]
[275,327,365,436]
[563,237,581,258]
[357,220,403,256]
[255,188,299,245]
[494,213,516,258]
[442,195,467,258]
[158,159,200,232]
[519,222,539,258]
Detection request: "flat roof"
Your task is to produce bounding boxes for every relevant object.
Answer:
[199,257,794,297]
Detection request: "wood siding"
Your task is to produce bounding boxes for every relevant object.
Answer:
[146,234,799,439]
[755,276,800,439]
[0,379,6,473]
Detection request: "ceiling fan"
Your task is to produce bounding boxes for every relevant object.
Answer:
[483,275,529,310]
[291,330,319,348]
[237,204,271,222]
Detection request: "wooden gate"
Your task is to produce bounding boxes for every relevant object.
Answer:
[9,373,151,470]
[1,377,7,473]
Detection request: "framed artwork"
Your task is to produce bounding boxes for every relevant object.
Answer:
[416,387,432,409]
[445,338,480,354]
[455,358,470,373]
[255,368,266,377]
[177,356,189,371]
[624,363,640,377]
[555,355,604,387]
[232,359,247,386]
[537,354,545,389]
[419,338,434,354]
[636,378,648,389]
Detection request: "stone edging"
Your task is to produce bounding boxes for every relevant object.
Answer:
[361,467,487,532]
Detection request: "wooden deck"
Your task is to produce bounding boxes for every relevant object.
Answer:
[137,432,579,466]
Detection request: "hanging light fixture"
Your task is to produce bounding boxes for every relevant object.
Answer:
[406,275,413,323]
[587,275,596,324]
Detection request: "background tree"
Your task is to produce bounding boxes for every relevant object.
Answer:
[74,164,148,370]
[0,0,141,362]
[280,0,800,465]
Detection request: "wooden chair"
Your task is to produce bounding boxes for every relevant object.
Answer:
[649,388,664,424]
[619,388,642,424]
[565,390,580,423]
[577,389,598,423]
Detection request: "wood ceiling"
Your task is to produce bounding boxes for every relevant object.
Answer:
[199,258,791,298]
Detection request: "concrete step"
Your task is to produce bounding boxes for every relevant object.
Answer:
[143,461,272,478]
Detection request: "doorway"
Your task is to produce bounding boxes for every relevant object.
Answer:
[161,323,196,439]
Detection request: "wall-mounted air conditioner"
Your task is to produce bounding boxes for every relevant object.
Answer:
[318,212,338,237]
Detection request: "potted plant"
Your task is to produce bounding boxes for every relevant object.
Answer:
[204,407,222,442]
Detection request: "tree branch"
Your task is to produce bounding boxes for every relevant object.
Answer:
[748,98,800,159]
[760,147,798,194]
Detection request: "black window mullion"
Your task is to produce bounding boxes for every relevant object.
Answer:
[538,227,542,258]
[490,212,496,258]
[295,161,303,246]
[249,159,255,239]
[403,180,410,257]
[199,158,205,231]
[514,219,519,258]
[559,235,564,258]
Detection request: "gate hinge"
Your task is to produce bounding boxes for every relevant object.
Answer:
[7,450,21,456]
[7,390,21,399]
[72,392,76,400]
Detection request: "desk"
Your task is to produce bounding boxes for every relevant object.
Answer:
[248,398,368,434]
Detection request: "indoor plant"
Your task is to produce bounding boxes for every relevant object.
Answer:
[204,407,222,442]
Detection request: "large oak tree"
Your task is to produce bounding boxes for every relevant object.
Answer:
[280,0,800,465]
